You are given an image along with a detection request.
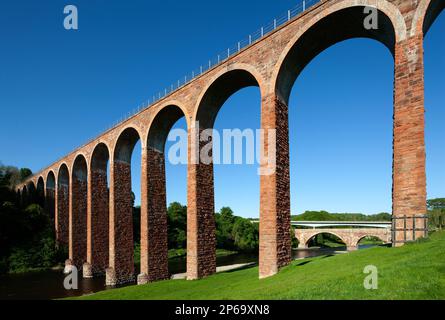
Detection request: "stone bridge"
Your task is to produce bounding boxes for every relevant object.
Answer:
[15,0,440,285]
[295,228,392,251]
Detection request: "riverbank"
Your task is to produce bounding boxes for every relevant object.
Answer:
[72,231,445,300]
[1,246,339,299]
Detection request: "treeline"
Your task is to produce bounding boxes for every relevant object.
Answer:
[133,204,259,253]
[291,210,392,222]
[0,164,66,274]
[428,198,445,230]
[291,205,445,230]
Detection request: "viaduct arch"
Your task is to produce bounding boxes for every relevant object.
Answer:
[15,0,437,285]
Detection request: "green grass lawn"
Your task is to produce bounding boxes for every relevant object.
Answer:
[73,231,445,300]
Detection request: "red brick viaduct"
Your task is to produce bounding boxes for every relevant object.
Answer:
[15,0,442,286]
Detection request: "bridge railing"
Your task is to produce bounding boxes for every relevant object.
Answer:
[28,0,322,180]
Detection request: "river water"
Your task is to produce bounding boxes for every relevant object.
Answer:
[0,245,372,300]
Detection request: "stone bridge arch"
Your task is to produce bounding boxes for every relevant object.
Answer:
[45,171,56,225]
[21,185,28,207]
[295,228,392,251]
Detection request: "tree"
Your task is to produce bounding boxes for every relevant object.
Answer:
[232,218,259,252]
[427,198,445,230]
[427,198,445,210]
[167,202,187,249]
[215,207,237,249]
[292,210,392,222]
[19,168,32,182]
[0,164,32,189]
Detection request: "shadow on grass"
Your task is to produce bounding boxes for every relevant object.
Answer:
[223,263,257,274]
[294,254,336,267]
[294,261,312,267]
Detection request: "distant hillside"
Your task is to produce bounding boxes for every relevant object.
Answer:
[291,210,391,222]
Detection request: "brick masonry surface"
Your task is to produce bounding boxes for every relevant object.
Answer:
[70,178,87,268]
[89,170,109,275]
[107,161,135,285]
[139,147,169,283]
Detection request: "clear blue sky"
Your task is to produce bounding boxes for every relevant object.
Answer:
[0,1,443,218]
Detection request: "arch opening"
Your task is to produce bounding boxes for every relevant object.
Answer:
[356,235,385,248]
[110,127,141,285]
[192,69,261,278]
[36,177,45,208]
[26,181,36,206]
[88,143,110,276]
[57,164,70,247]
[45,171,56,227]
[21,185,28,208]
[71,155,88,268]
[196,69,260,129]
[138,105,188,281]
[423,0,445,36]
[306,232,346,249]
[275,6,396,105]
[282,8,395,225]
[114,128,140,164]
[424,9,445,232]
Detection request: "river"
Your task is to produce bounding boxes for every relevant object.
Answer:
[0,245,375,300]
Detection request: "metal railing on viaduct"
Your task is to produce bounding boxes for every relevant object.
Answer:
[15,0,440,286]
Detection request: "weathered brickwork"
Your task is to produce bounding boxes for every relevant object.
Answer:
[45,189,56,226]
[393,33,427,244]
[70,178,87,268]
[139,148,169,284]
[274,98,292,269]
[259,95,291,278]
[187,129,216,280]
[16,0,442,283]
[107,161,135,285]
[57,185,69,246]
[89,170,109,275]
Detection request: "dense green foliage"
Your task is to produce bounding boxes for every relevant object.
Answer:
[0,164,32,189]
[167,202,187,250]
[0,164,66,274]
[73,230,445,300]
[216,207,259,252]
[427,198,445,230]
[133,203,259,254]
[427,198,445,210]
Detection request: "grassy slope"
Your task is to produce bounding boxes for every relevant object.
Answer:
[75,231,445,300]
